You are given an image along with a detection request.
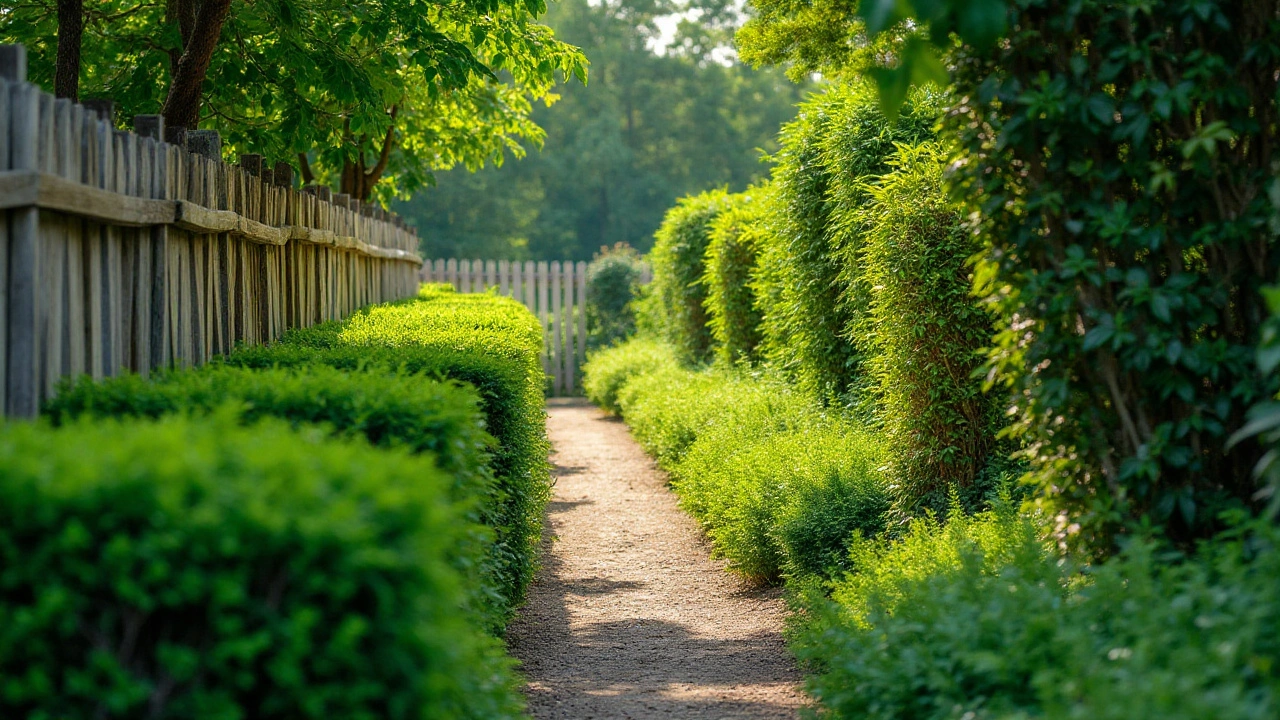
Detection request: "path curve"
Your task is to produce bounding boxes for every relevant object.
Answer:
[506,398,805,719]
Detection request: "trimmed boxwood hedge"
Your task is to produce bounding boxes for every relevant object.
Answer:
[0,415,525,719]
[223,286,549,622]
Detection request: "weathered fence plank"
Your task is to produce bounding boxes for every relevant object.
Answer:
[0,46,423,416]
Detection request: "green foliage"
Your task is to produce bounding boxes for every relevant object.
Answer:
[945,0,1280,549]
[799,511,1280,720]
[703,189,769,365]
[678,420,889,581]
[582,337,679,415]
[755,81,938,403]
[584,337,891,581]
[0,0,586,202]
[856,143,997,517]
[224,286,549,622]
[41,364,515,631]
[398,0,810,259]
[586,243,646,350]
[650,189,736,363]
[0,415,525,719]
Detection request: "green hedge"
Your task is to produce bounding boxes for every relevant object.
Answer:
[703,189,769,365]
[42,364,510,631]
[799,509,1280,720]
[586,243,646,349]
[224,286,549,622]
[582,337,679,415]
[856,143,999,517]
[585,338,890,582]
[754,82,937,404]
[650,189,736,363]
[0,415,524,719]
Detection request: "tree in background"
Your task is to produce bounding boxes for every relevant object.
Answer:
[398,0,810,260]
[2,0,585,203]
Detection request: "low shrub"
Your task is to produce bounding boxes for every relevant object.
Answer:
[0,415,524,719]
[585,337,889,581]
[649,189,735,363]
[704,189,769,365]
[224,286,548,623]
[582,338,680,415]
[586,243,646,349]
[42,364,509,631]
[677,421,888,581]
[799,508,1280,720]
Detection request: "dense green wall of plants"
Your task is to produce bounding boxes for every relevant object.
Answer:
[650,190,736,362]
[703,188,770,365]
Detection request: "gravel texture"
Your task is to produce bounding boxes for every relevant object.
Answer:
[506,398,805,719]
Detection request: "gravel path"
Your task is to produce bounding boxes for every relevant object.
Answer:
[506,398,805,719]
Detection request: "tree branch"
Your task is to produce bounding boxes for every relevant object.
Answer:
[161,0,232,130]
[363,104,400,190]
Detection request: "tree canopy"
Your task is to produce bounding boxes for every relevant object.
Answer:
[1,0,586,202]
[397,0,810,260]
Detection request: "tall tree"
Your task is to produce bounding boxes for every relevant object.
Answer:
[53,0,81,99]
[398,0,809,260]
[2,0,585,203]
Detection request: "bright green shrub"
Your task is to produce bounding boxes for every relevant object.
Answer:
[586,242,646,349]
[586,338,890,581]
[946,0,1280,549]
[582,337,680,414]
[0,416,524,719]
[799,510,1280,720]
[42,365,510,631]
[704,188,770,365]
[755,82,937,403]
[225,287,548,622]
[677,420,888,581]
[650,189,735,363]
[857,143,998,518]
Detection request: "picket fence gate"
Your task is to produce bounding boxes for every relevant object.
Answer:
[420,259,651,396]
[0,45,423,417]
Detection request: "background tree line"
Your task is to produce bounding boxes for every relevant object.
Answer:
[397,0,811,261]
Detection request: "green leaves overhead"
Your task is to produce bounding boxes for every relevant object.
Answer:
[0,0,587,202]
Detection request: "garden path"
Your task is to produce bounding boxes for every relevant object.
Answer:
[506,398,805,719]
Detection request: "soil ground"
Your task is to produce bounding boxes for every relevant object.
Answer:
[506,398,806,719]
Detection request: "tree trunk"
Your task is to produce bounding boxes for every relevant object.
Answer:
[161,0,232,131]
[54,0,83,100]
[339,107,398,202]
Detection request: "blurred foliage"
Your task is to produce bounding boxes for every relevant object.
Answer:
[397,0,811,260]
[0,415,525,719]
[0,0,585,203]
[586,242,646,349]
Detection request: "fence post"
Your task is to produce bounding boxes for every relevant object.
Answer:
[3,46,40,416]
[135,114,170,373]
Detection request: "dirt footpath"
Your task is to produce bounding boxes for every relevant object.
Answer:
[506,399,805,719]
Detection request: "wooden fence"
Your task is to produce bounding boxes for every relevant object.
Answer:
[420,259,652,395]
[0,45,423,417]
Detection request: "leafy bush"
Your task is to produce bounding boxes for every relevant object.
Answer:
[0,415,525,719]
[585,337,890,581]
[649,189,735,363]
[755,82,937,403]
[799,510,1280,720]
[224,286,548,622]
[586,243,647,349]
[582,338,680,414]
[856,143,998,517]
[677,420,888,581]
[704,189,770,365]
[43,364,511,631]
[946,0,1280,549]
